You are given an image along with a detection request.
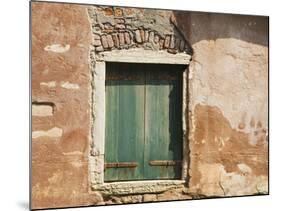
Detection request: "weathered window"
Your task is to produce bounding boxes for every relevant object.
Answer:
[104,62,185,181]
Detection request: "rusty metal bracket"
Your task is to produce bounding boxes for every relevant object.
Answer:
[149,160,182,166]
[104,162,138,169]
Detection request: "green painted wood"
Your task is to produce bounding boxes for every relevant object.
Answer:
[144,65,183,180]
[104,71,120,181]
[105,63,145,181]
[105,63,184,181]
[117,63,145,181]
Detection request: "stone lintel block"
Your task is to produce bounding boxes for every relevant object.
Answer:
[106,34,114,48]
[140,29,145,42]
[124,32,131,45]
[101,35,109,49]
[148,31,154,43]
[154,34,160,44]
[112,33,119,48]
[118,32,125,46]
[164,35,171,48]
[134,29,142,43]
[159,39,164,50]
[170,36,175,49]
[144,30,149,42]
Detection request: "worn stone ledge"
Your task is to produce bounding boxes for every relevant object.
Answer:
[92,180,186,195]
[96,48,191,64]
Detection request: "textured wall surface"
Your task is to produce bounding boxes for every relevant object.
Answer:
[174,12,268,196]
[31,2,94,208]
[31,2,268,209]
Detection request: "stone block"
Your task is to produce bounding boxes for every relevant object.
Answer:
[118,32,125,46]
[143,194,157,202]
[106,34,114,48]
[135,30,142,43]
[124,32,131,45]
[170,36,175,49]
[144,30,149,42]
[95,45,104,52]
[164,35,171,48]
[114,8,123,17]
[159,39,164,49]
[140,29,145,42]
[101,35,109,49]
[115,24,126,29]
[103,7,114,16]
[93,39,101,47]
[112,33,119,48]
[115,18,125,24]
[148,31,154,43]
[154,34,160,43]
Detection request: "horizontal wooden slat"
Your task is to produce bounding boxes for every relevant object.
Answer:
[105,162,138,168]
[149,160,182,166]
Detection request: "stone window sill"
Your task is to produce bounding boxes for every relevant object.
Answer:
[92,180,186,195]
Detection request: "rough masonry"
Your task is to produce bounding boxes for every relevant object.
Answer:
[31,2,268,209]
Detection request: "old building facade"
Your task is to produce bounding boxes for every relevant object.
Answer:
[31,2,268,209]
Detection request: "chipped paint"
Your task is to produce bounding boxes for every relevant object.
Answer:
[237,163,252,175]
[44,44,70,53]
[32,127,63,139]
[60,81,80,90]
[40,81,56,88]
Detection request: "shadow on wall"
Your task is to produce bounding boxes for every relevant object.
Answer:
[173,11,269,46]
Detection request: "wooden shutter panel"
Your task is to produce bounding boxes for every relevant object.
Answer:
[104,63,184,181]
[144,65,183,179]
[104,63,145,181]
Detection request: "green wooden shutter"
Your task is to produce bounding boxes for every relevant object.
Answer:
[144,65,183,180]
[105,63,184,182]
[105,63,145,181]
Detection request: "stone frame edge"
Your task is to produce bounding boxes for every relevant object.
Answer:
[89,48,192,195]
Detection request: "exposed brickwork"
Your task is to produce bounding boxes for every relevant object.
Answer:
[87,6,192,54]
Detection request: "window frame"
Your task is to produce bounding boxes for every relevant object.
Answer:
[90,48,191,194]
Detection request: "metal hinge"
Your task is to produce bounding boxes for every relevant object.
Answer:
[104,162,138,169]
[149,160,182,166]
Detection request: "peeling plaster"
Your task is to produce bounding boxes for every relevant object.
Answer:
[44,44,70,53]
[32,104,53,116]
[40,81,56,88]
[32,127,63,139]
[60,81,80,90]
